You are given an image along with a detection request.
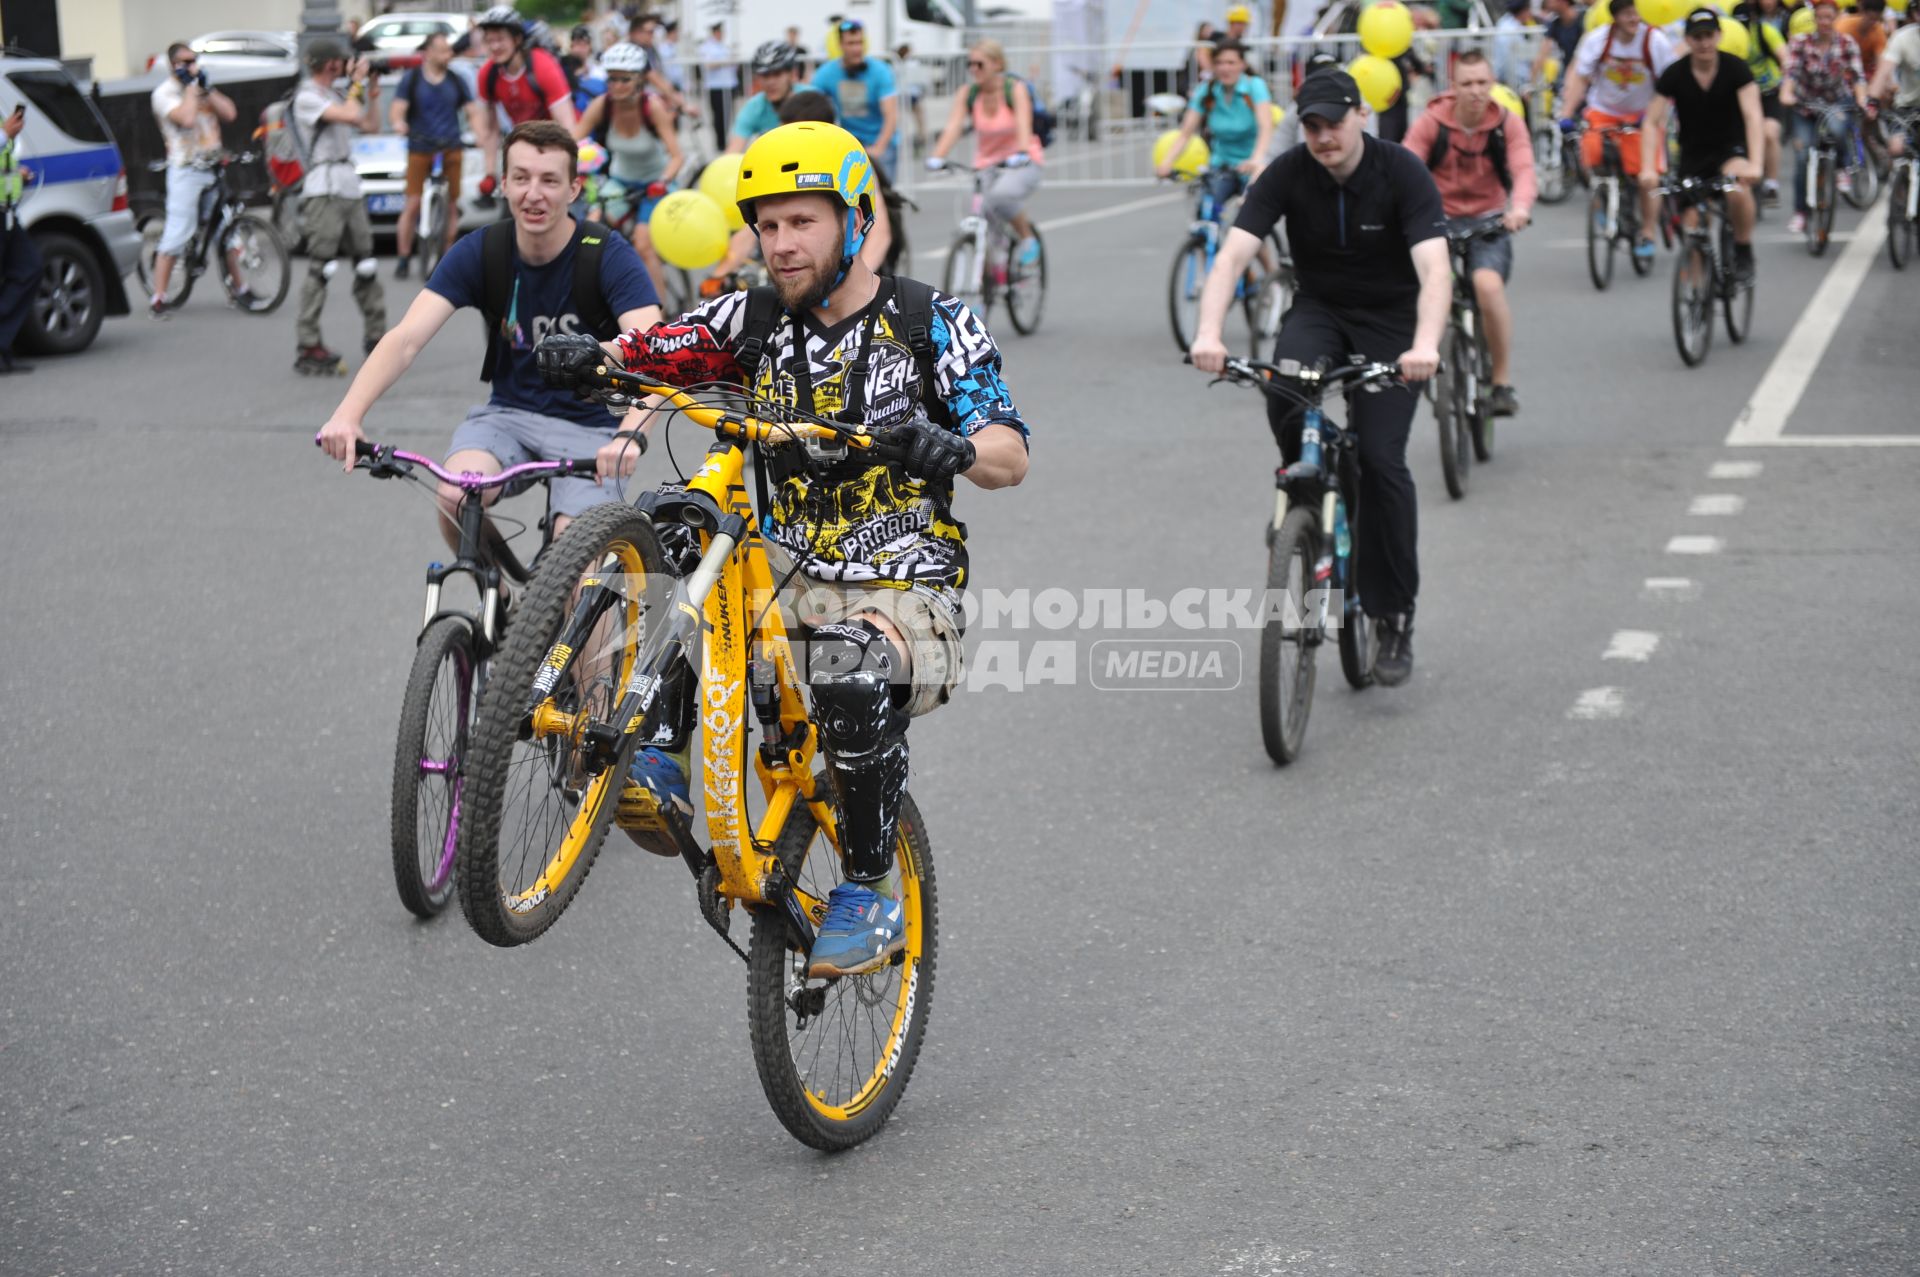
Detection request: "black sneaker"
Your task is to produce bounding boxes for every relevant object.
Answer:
[394,257,411,280]
[1489,384,1519,418]
[1373,612,1414,687]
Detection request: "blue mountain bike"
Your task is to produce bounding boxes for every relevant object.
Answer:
[1167,168,1292,356]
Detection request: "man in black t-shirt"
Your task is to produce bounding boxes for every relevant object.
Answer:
[1642,9,1764,282]
[1190,70,1450,687]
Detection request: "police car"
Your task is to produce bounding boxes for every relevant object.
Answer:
[0,54,140,355]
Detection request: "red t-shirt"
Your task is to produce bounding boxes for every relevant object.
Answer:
[480,48,571,125]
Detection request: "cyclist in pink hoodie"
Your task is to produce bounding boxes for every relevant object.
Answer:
[1403,49,1536,418]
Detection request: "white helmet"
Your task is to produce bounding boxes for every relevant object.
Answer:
[601,42,650,75]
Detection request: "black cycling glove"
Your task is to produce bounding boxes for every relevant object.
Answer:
[535,333,606,391]
[871,419,976,484]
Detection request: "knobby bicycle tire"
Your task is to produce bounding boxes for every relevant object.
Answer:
[391,616,474,919]
[1672,240,1713,368]
[747,795,937,1151]
[1005,226,1046,335]
[1167,236,1208,352]
[1889,168,1913,270]
[456,502,668,947]
[223,213,291,314]
[1586,186,1615,291]
[1259,505,1319,764]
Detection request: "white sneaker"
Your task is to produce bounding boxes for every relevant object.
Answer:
[1788,212,1808,234]
[1838,170,1854,195]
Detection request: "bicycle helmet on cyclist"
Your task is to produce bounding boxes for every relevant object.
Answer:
[601,42,650,75]
[476,6,526,36]
[736,121,875,301]
[752,40,802,77]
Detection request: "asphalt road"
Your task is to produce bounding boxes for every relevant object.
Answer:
[2,178,1916,1276]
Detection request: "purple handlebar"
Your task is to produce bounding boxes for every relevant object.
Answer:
[333,438,596,488]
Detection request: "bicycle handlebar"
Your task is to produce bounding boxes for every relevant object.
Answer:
[1447,211,1510,242]
[335,438,599,487]
[565,362,876,449]
[1186,353,1410,402]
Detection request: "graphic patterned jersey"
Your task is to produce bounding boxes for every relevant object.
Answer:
[616,284,1028,608]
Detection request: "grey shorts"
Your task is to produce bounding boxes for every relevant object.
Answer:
[1448,216,1514,282]
[446,403,627,520]
[766,544,964,718]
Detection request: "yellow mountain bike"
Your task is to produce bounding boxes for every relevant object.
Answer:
[453,359,937,1152]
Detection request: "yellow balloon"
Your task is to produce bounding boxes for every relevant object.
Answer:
[1348,54,1403,112]
[1640,0,1685,24]
[1490,83,1525,117]
[1152,128,1210,176]
[1889,0,1908,16]
[1717,15,1752,58]
[1585,0,1612,31]
[649,190,730,270]
[697,154,747,231]
[1789,5,1815,33]
[826,24,841,60]
[1270,103,1286,127]
[1359,1,1415,59]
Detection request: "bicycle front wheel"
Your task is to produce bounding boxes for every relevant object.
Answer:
[1812,163,1837,256]
[1889,167,1913,271]
[1843,154,1879,209]
[1672,240,1714,367]
[1168,236,1208,352]
[391,616,475,919]
[1259,505,1320,763]
[457,502,669,947]
[137,214,193,308]
[748,794,937,1151]
[943,234,981,313]
[1004,226,1046,335]
[1468,328,1495,462]
[1535,129,1570,205]
[418,191,448,278]
[1433,340,1468,501]
[222,213,291,314]
[1722,229,1754,345]
[1586,186,1615,291]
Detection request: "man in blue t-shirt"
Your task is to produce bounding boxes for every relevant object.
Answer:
[809,20,898,175]
[317,121,663,551]
[390,31,485,278]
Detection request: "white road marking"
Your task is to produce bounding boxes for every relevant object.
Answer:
[1721,434,1920,447]
[1709,460,1762,479]
[914,192,1183,261]
[1688,493,1746,516]
[1666,535,1725,555]
[1604,630,1661,662]
[1644,577,1698,599]
[1568,687,1626,719]
[1726,202,1891,446]
[1544,231,1854,249]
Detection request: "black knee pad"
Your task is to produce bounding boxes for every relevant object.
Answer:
[807,619,909,757]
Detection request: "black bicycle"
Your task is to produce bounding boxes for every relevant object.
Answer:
[1199,355,1407,764]
[1663,174,1754,368]
[1430,212,1504,500]
[1584,123,1656,290]
[335,439,598,918]
[136,150,291,314]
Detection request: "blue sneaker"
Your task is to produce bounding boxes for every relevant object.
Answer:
[808,883,907,978]
[1016,235,1040,267]
[1633,238,1656,262]
[627,746,690,808]
[619,746,692,856]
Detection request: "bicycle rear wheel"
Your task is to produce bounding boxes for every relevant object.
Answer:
[1586,186,1615,291]
[392,616,474,919]
[748,794,937,1150]
[1337,507,1374,691]
[457,502,669,947]
[1889,167,1913,271]
[1167,235,1207,352]
[1672,240,1714,367]
[1005,226,1046,334]
[222,213,290,314]
[1433,337,1469,501]
[136,214,193,308]
[1720,221,1754,344]
[1259,505,1320,763]
[1468,328,1494,462]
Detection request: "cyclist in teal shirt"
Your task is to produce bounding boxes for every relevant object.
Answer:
[1155,39,1276,211]
[810,20,900,175]
[728,42,815,151]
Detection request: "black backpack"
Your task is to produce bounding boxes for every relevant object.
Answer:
[733,275,953,429]
[1424,107,1514,194]
[477,218,616,383]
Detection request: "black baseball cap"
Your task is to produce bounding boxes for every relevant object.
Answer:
[1296,69,1363,122]
[1684,6,1721,32]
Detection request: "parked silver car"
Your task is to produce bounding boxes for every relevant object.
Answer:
[356,13,473,55]
[0,55,139,355]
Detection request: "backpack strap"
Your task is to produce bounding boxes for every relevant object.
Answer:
[478,219,517,383]
[1425,122,1450,170]
[570,221,615,338]
[482,59,499,103]
[1424,114,1513,193]
[891,275,954,431]
[734,284,783,379]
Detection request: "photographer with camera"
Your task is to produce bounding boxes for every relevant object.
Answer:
[147,42,238,318]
